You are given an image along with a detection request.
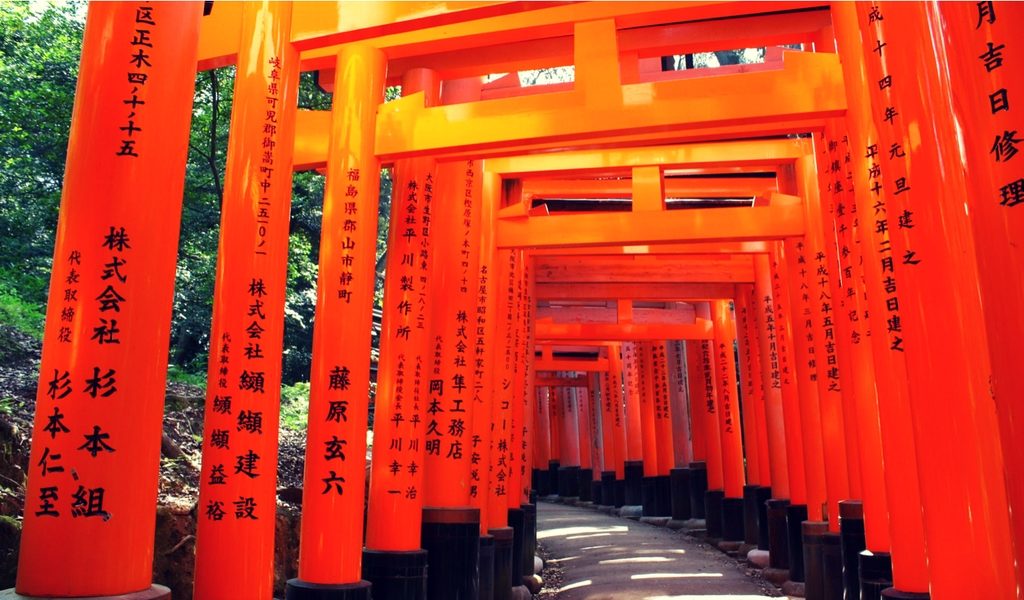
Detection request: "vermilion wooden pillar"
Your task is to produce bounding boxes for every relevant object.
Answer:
[682,339,710,521]
[691,304,726,537]
[533,386,552,496]
[736,284,773,552]
[470,170,502,600]
[665,340,695,523]
[607,344,627,481]
[711,300,747,545]
[287,43,385,600]
[504,252,526,510]
[606,343,627,507]
[665,341,693,468]
[734,288,764,489]
[621,342,645,506]
[556,385,582,498]
[193,3,299,598]
[576,381,596,503]
[752,256,790,501]
[649,342,674,518]
[14,3,202,597]
[814,118,893,600]
[831,4,930,596]
[471,170,500,526]
[420,150,485,600]
[938,3,1024,593]
[840,3,1016,597]
[651,343,675,478]
[767,249,811,583]
[776,237,829,527]
[793,155,855,534]
[363,68,440,599]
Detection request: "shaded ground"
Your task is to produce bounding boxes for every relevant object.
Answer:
[536,502,782,600]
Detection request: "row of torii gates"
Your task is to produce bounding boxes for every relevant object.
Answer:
[7,1,1024,600]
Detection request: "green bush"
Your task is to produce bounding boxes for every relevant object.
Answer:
[280,381,310,431]
[0,278,44,338]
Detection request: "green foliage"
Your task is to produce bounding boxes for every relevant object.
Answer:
[0,2,84,309]
[166,364,207,388]
[279,381,310,431]
[0,271,45,338]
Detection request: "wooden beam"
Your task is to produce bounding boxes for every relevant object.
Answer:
[522,177,775,199]
[535,374,590,386]
[537,282,737,300]
[535,254,755,283]
[497,201,804,248]
[534,357,610,372]
[535,320,713,341]
[488,138,807,177]
[528,241,771,255]
[536,304,696,324]
[374,51,843,159]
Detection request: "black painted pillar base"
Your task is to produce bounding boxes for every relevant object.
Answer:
[557,465,580,499]
[839,500,865,600]
[822,531,844,600]
[756,486,772,550]
[655,475,672,517]
[704,489,725,540]
[801,520,827,600]
[881,589,930,599]
[600,471,616,506]
[688,461,708,519]
[578,468,593,502]
[362,548,428,600]
[614,478,626,507]
[786,504,809,583]
[547,460,560,496]
[479,534,495,600]
[521,504,538,582]
[641,476,659,516]
[669,467,692,521]
[591,479,603,505]
[508,507,525,589]
[767,498,791,569]
[489,527,515,600]
[286,580,372,600]
[859,551,894,600]
[624,460,644,506]
[742,485,760,546]
[421,507,480,600]
[722,496,746,542]
[532,467,549,497]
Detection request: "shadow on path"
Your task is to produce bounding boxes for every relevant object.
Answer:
[536,502,783,600]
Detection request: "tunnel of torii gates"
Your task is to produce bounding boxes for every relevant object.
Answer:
[6,1,1024,600]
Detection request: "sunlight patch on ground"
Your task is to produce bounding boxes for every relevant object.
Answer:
[538,525,629,540]
[643,595,769,600]
[558,579,593,592]
[579,544,613,551]
[630,572,724,580]
[600,556,677,565]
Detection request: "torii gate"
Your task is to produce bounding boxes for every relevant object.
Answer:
[8,3,1024,600]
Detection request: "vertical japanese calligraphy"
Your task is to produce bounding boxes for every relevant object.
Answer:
[193,3,298,598]
[17,3,202,596]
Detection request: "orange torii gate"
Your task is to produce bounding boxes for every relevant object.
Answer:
[9,3,1024,600]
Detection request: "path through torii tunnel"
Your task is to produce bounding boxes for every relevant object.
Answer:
[6,2,1024,600]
